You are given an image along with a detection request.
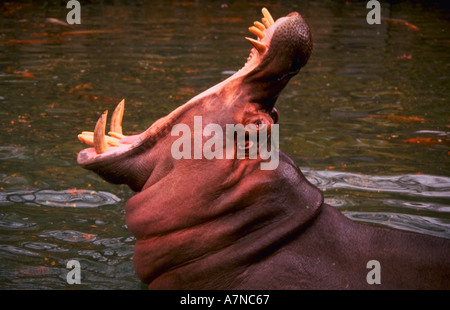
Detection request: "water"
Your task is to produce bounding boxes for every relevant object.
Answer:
[0,0,449,289]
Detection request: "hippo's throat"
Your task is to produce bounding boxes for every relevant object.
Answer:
[126,155,323,289]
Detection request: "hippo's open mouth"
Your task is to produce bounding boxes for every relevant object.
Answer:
[77,8,312,191]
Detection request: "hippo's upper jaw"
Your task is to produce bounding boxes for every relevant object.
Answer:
[76,8,312,192]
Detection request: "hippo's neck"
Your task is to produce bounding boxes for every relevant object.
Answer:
[125,153,323,289]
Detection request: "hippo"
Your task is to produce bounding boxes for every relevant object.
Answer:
[77,8,449,289]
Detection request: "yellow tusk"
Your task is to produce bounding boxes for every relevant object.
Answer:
[78,133,94,146]
[110,99,125,135]
[248,26,265,39]
[78,132,120,147]
[254,21,266,31]
[245,37,266,54]
[261,17,271,29]
[262,8,275,26]
[108,131,125,140]
[106,136,120,146]
[94,110,108,154]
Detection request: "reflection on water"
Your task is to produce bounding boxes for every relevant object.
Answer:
[0,188,120,208]
[304,169,450,238]
[307,170,450,199]
[0,188,138,289]
[0,1,449,289]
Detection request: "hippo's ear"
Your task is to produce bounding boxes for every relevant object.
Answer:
[244,108,279,128]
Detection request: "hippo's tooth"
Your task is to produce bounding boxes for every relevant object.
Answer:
[78,133,94,146]
[254,21,266,31]
[248,26,264,39]
[261,17,271,29]
[106,136,121,146]
[94,110,108,154]
[245,37,266,54]
[110,99,125,135]
[78,131,121,146]
[262,8,275,26]
[78,134,119,147]
[108,131,125,140]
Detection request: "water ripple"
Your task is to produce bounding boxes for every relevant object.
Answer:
[0,146,29,160]
[307,169,450,238]
[39,230,96,242]
[345,212,450,238]
[21,241,69,253]
[0,244,40,258]
[305,169,450,199]
[0,189,121,208]
[0,218,36,230]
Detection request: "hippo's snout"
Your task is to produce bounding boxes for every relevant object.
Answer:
[241,10,312,112]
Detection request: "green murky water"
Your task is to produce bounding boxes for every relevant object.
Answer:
[0,1,448,289]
